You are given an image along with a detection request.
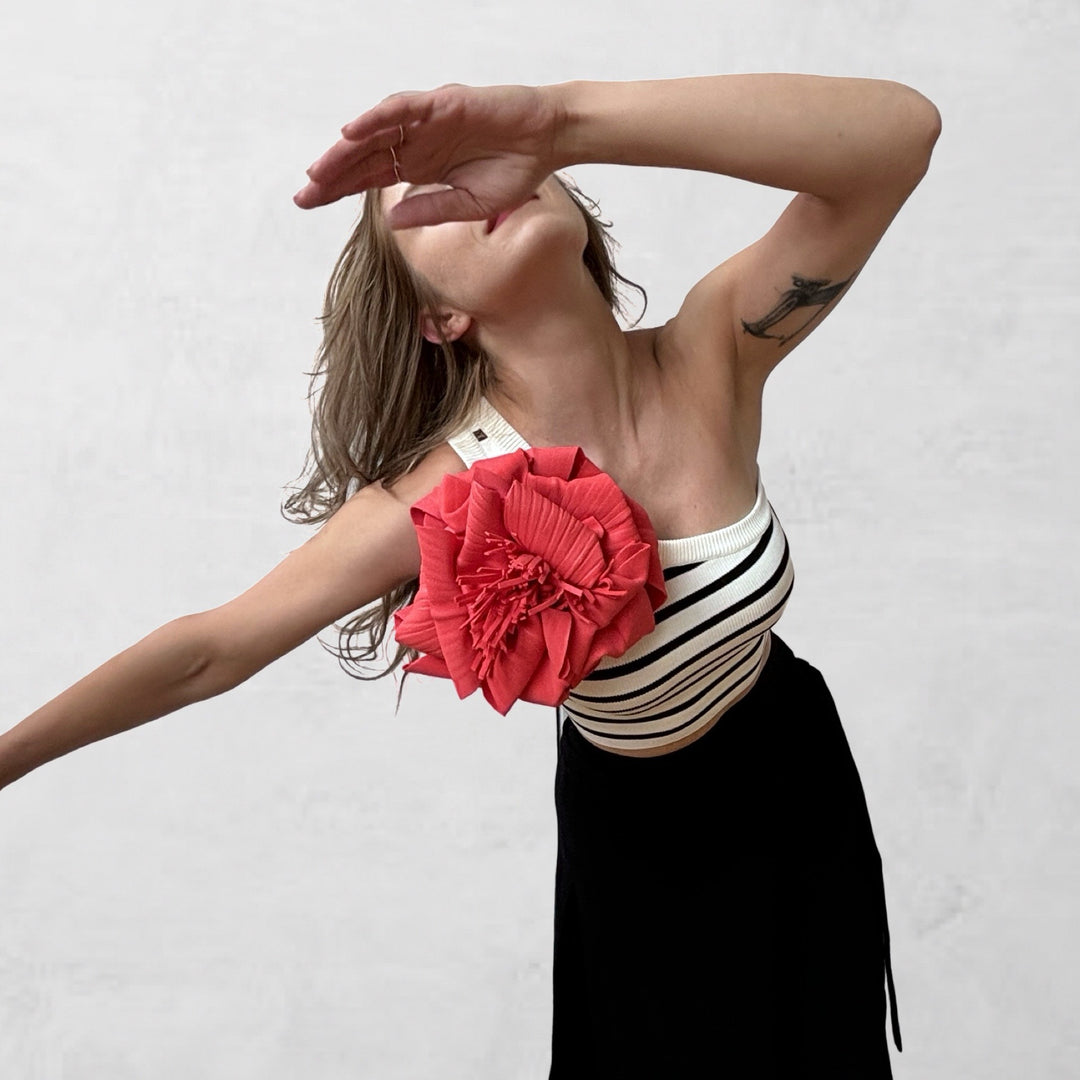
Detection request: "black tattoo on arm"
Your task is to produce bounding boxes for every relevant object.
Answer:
[741,272,855,347]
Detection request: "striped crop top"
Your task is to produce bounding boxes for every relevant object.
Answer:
[443,396,796,753]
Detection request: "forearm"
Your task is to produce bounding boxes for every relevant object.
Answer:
[0,615,227,790]
[546,73,941,202]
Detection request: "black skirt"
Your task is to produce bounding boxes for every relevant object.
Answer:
[550,631,902,1079]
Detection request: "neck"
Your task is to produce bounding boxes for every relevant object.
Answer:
[477,263,650,464]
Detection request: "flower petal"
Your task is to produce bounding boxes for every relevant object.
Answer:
[395,442,667,717]
[539,606,574,685]
[503,481,607,588]
[404,652,452,678]
[413,523,462,608]
[556,474,642,550]
[433,614,483,700]
[624,498,666,604]
[472,449,529,497]
[582,591,657,670]
[606,542,667,610]
[457,482,512,572]
[521,444,582,481]
[482,617,548,714]
[393,593,443,657]
[521,660,572,706]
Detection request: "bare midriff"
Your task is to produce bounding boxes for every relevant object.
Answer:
[581,631,773,758]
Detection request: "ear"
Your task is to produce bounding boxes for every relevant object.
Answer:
[420,310,472,345]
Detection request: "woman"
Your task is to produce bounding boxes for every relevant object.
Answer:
[1,74,940,1076]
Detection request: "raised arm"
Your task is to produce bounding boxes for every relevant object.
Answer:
[548,74,941,394]
[0,445,463,791]
[297,74,940,399]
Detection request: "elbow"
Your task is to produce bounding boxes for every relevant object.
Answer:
[923,97,943,145]
[164,613,242,703]
[912,90,942,166]
[895,84,942,184]
[167,614,216,682]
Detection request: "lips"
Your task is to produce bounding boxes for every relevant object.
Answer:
[486,195,539,234]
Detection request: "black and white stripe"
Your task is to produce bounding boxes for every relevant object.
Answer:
[560,515,793,750]
[447,397,794,752]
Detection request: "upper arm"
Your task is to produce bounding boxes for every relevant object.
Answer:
[194,444,466,689]
[666,117,940,397]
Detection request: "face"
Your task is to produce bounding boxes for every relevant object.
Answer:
[379,175,589,343]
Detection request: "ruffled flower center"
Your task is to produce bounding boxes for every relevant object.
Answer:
[458,531,612,680]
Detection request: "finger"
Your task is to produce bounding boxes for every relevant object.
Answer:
[294,176,376,210]
[293,181,338,210]
[294,157,400,209]
[294,144,404,208]
[305,138,359,182]
[340,91,432,142]
[306,127,403,189]
[387,187,487,231]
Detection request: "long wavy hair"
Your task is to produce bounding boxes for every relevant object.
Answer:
[281,173,648,697]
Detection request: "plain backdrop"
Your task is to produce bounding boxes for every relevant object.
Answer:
[1,1,1077,1077]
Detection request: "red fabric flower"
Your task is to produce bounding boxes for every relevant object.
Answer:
[392,446,667,715]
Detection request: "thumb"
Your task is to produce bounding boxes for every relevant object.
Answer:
[387,187,487,231]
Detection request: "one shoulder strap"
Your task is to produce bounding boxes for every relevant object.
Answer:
[446,395,531,467]
[346,396,531,499]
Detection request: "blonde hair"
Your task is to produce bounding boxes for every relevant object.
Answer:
[282,174,648,689]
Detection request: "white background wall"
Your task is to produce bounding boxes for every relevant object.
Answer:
[1,1,1076,1076]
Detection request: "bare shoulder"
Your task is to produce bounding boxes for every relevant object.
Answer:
[371,441,470,509]
[179,441,473,697]
[328,441,470,581]
[196,441,471,689]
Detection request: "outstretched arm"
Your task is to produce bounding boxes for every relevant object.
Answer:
[0,447,462,792]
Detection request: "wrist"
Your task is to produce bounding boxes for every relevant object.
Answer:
[537,79,668,172]
[539,80,588,172]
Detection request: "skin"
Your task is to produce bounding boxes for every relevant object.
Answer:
[379,169,765,546]
[0,78,940,785]
[293,74,935,752]
[378,176,774,757]
[379,176,664,482]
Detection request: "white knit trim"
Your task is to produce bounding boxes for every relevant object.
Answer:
[655,467,770,565]
[446,395,531,467]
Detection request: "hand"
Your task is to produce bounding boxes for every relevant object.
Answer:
[293,82,564,229]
